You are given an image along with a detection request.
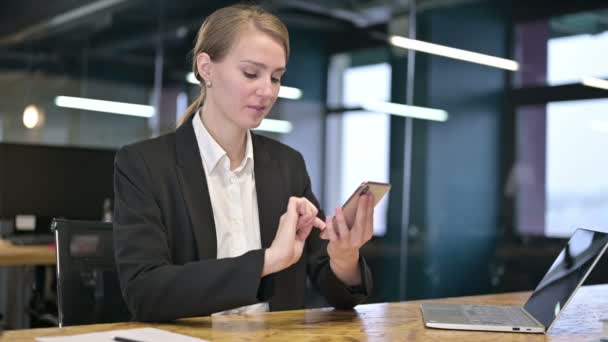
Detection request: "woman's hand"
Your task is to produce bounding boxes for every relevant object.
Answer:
[320,193,374,286]
[263,197,325,276]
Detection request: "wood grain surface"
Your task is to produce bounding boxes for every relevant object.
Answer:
[3,284,606,341]
[0,239,55,266]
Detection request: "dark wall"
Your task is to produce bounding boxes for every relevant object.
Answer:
[278,27,329,200]
[0,143,115,221]
[375,1,510,301]
[416,1,508,298]
[282,28,328,102]
[367,1,510,303]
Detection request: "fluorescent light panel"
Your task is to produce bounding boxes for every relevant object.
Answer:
[186,72,198,84]
[186,72,302,99]
[278,86,303,100]
[582,76,608,91]
[55,96,155,117]
[389,35,519,71]
[253,118,293,134]
[362,101,448,122]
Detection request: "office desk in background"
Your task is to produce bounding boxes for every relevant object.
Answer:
[0,239,56,329]
[4,284,607,342]
[0,239,56,266]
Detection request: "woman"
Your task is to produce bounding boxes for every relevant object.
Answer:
[113,4,374,322]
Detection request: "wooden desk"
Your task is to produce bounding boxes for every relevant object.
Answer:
[0,239,56,266]
[3,284,607,341]
[0,239,56,329]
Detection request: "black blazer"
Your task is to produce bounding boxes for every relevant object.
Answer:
[113,116,373,321]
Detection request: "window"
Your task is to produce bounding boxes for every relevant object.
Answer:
[513,8,608,237]
[548,31,608,86]
[515,99,608,238]
[546,99,608,237]
[325,60,391,236]
[515,9,608,88]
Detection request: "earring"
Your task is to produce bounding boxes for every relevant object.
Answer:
[206,80,212,88]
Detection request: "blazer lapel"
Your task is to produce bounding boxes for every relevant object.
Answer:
[252,134,282,249]
[175,116,217,259]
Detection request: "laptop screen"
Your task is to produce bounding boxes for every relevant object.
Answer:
[523,228,608,328]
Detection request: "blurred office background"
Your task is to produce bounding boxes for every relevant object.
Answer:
[1,0,608,329]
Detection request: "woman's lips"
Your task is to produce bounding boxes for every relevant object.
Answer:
[248,105,266,115]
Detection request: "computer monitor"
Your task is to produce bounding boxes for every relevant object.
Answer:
[0,143,116,231]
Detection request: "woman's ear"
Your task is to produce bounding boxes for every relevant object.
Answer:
[196,52,213,83]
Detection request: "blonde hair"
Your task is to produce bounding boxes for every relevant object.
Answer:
[177,4,290,127]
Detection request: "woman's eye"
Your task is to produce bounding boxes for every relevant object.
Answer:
[243,72,257,79]
[271,77,281,84]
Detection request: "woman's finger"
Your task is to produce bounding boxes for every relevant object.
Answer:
[364,193,374,241]
[352,192,370,242]
[313,217,326,230]
[334,206,350,244]
[303,198,319,217]
[296,214,313,230]
[296,224,313,241]
[296,197,318,218]
[282,197,300,232]
[325,216,339,241]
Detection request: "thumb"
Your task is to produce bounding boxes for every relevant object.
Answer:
[282,197,301,232]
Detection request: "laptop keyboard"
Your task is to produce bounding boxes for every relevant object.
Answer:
[465,305,537,326]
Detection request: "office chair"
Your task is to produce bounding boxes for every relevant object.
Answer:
[52,218,131,326]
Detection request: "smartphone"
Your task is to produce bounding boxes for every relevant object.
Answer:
[342,181,391,228]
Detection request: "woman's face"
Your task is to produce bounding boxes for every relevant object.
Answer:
[202,26,286,130]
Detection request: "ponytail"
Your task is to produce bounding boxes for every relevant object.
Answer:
[177,90,205,127]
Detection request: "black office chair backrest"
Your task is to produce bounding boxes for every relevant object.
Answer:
[52,218,130,326]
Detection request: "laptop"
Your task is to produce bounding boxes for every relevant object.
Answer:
[421,228,608,334]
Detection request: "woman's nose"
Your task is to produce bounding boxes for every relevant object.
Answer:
[256,80,274,97]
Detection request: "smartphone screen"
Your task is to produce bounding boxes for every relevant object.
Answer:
[342,181,391,228]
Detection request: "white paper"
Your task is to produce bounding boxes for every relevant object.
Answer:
[36,327,209,342]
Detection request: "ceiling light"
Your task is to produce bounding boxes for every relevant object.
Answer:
[54,96,155,117]
[252,118,293,134]
[186,72,198,84]
[186,72,303,99]
[362,101,448,122]
[22,105,45,129]
[277,86,303,100]
[582,76,608,91]
[389,35,519,71]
